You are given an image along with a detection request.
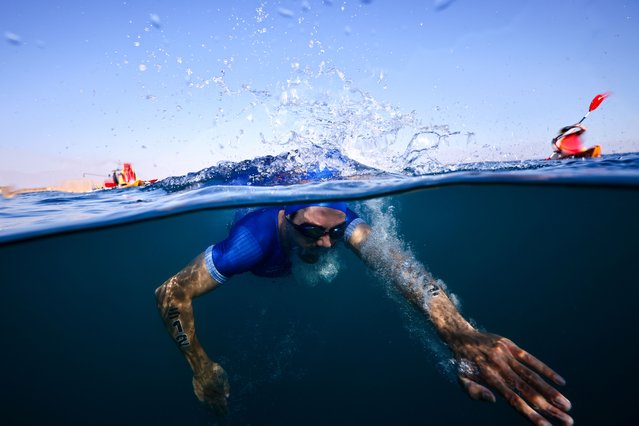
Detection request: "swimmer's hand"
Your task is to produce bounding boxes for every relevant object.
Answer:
[450,331,573,426]
[192,360,230,416]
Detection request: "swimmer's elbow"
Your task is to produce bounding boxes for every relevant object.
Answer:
[154,282,169,310]
[156,255,216,307]
[348,223,372,251]
[154,276,187,308]
[154,284,165,304]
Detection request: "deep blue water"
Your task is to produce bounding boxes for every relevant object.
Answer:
[1,152,639,425]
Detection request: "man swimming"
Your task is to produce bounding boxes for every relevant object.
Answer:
[155,202,573,426]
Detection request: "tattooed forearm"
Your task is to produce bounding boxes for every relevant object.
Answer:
[168,306,191,347]
[155,254,220,373]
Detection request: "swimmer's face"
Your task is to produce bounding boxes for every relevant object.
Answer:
[287,206,346,263]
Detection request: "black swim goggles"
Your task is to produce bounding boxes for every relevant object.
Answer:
[286,215,347,240]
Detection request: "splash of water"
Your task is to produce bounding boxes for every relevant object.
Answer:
[183,61,486,177]
[123,9,512,179]
[255,64,459,174]
[158,147,387,193]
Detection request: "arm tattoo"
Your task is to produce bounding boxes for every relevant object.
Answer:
[167,305,191,347]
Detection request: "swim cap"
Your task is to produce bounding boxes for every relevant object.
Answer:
[284,202,348,216]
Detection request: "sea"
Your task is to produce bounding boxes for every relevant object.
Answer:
[1,150,638,425]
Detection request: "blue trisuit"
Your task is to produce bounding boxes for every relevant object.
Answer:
[204,206,365,284]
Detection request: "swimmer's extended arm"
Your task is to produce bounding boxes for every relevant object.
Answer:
[348,223,573,426]
[155,253,230,415]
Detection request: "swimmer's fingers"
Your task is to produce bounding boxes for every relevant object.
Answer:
[507,356,571,413]
[501,364,574,425]
[192,362,230,417]
[458,376,496,403]
[459,358,555,425]
[503,339,567,387]
[449,332,573,425]
[455,335,572,425]
[490,378,562,426]
[493,341,573,425]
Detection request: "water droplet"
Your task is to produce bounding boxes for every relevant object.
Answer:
[5,31,22,46]
[138,64,147,71]
[255,6,269,23]
[278,8,294,18]
[434,0,456,12]
[149,13,161,29]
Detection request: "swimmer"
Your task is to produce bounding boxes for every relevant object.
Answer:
[155,202,573,425]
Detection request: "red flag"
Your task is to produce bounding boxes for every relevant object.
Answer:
[589,93,610,112]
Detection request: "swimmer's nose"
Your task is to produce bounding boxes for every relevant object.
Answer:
[316,234,332,248]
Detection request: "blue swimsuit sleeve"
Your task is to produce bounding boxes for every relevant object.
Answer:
[344,208,366,242]
[205,225,266,284]
[204,209,279,283]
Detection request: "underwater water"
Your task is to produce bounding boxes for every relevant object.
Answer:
[1,153,639,425]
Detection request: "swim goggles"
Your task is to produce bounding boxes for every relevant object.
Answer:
[286,216,347,240]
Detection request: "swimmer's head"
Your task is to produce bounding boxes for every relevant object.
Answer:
[284,202,348,257]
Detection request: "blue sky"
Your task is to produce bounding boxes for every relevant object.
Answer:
[1,0,638,186]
